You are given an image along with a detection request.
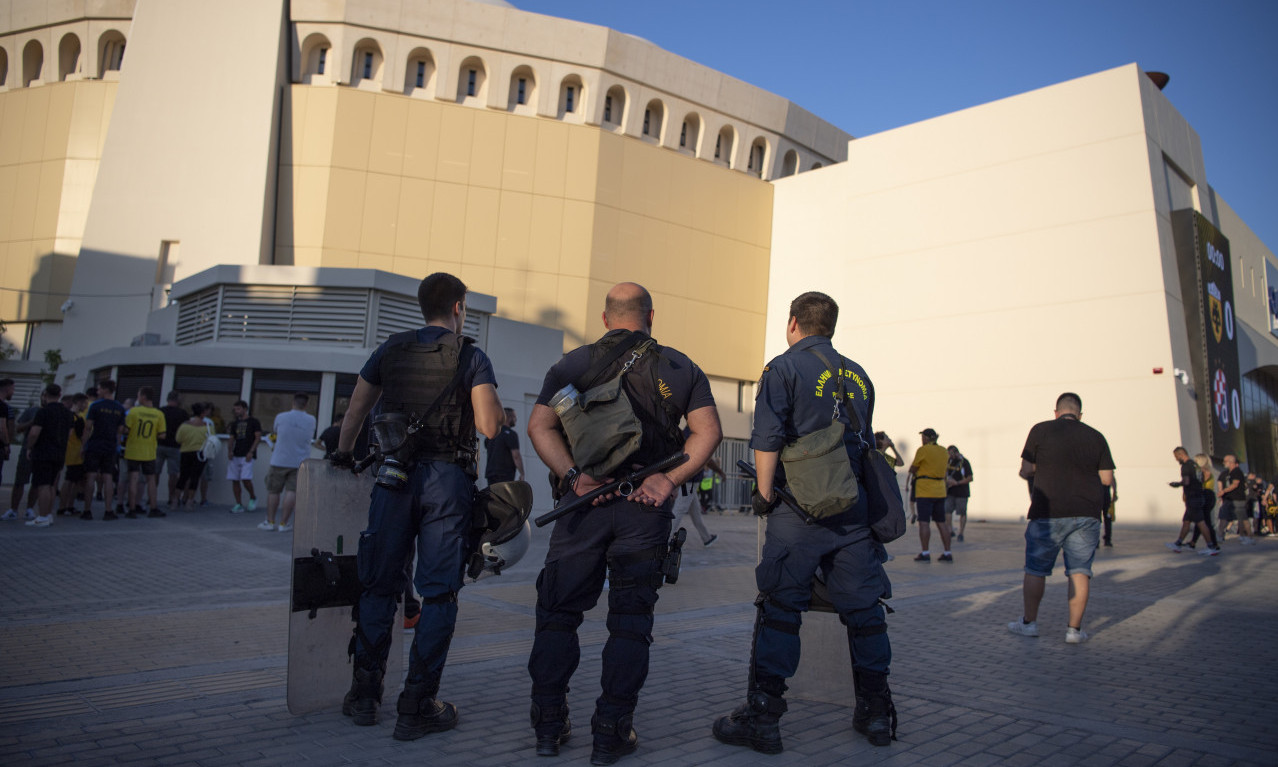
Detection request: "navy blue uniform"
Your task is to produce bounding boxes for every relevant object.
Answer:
[528,330,714,731]
[750,335,892,693]
[351,326,496,693]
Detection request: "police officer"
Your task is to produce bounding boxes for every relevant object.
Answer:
[526,282,721,765]
[713,291,895,753]
[333,272,504,740]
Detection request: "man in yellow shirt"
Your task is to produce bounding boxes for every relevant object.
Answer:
[909,428,953,562]
[124,386,167,518]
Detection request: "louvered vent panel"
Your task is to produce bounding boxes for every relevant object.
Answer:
[289,287,367,344]
[375,294,421,343]
[462,310,484,344]
[175,288,220,346]
[219,285,294,342]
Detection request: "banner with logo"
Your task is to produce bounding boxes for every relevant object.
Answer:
[1267,260,1278,338]
[1172,210,1245,461]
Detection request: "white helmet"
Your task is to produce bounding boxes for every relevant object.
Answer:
[470,480,533,580]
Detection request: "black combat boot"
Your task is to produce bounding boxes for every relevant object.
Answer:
[392,680,458,741]
[589,713,637,765]
[531,702,573,756]
[712,690,787,754]
[851,669,896,746]
[341,666,384,726]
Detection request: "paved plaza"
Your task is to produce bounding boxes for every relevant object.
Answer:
[1,497,1275,766]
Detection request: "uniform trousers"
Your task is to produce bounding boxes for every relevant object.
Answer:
[354,460,473,690]
[528,497,671,721]
[752,498,892,692]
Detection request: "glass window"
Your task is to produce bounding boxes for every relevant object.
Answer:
[317,47,327,75]
[517,78,526,105]
[415,60,426,88]
[115,365,164,407]
[467,69,477,97]
[564,85,575,113]
[643,109,651,135]
[715,134,722,159]
[250,369,320,432]
[680,122,687,148]
[362,51,373,80]
[173,365,244,435]
[604,95,612,122]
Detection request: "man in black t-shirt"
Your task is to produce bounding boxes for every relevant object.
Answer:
[483,408,524,485]
[1010,392,1114,644]
[0,378,13,474]
[945,445,973,542]
[1216,455,1253,544]
[24,384,75,528]
[1167,447,1219,554]
[225,400,261,513]
[158,392,189,507]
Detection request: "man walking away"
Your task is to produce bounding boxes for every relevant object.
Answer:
[1010,392,1113,644]
[157,392,188,507]
[260,393,316,532]
[23,385,75,528]
[1166,448,1219,555]
[484,407,524,485]
[81,380,126,521]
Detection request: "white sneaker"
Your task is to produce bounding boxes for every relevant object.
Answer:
[277,523,293,533]
[1065,627,1089,644]
[1008,620,1039,637]
[1199,546,1221,556]
[24,508,35,520]
[0,510,16,521]
[25,515,53,528]
[257,520,277,531]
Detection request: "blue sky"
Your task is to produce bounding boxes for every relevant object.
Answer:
[514,1,1278,251]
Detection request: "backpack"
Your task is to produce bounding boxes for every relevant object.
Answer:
[199,423,221,463]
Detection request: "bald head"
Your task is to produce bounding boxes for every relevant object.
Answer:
[603,282,654,331]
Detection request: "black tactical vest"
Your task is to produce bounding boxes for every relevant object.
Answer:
[580,331,684,468]
[378,330,477,464]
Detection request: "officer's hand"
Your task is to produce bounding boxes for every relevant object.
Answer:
[574,473,611,504]
[752,488,778,517]
[330,451,356,470]
[634,473,676,507]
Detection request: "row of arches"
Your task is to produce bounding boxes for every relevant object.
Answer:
[0,30,126,88]
[297,34,827,178]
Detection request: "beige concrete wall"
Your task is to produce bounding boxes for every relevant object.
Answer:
[0,79,115,334]
[768,64,1201,525]
[278,85,772,395]
[60,0,288,360]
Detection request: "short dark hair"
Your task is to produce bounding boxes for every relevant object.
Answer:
[293,393,310,408]
[191,402,206,416]
[417,272,467,323]
[138,386,155,403]
[72,393,89,405]
[1055,392,1082,412]
[44,383,62,398]
[167,391,181,404]
[0,378,13,388]
[234,400,248,409]
[97,379,116,394]
[789,292,838,337]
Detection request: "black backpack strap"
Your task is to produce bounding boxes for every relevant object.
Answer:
[574,331,647,391]
[806,348,862,433]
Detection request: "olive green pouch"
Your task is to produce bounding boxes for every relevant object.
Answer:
[559,371,644,479]
[778,350,859,519]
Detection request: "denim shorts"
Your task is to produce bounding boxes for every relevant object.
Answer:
[1024,517,1100,577]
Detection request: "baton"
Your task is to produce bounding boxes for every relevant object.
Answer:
[534,453,689,528]
[736,459,806,517]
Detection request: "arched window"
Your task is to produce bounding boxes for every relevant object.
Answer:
[456,56,487,103]
[781,150,798,177]
[715,125,736,167]
[22,40,43,86]
[350,40,383,87]
[558,74,584,120]
[507,65,536,111]
[642,99,664,142]
[680,113,702,154]
[0,48,8,87]
[747,137,769,178]
[603,84,626,127]
[97,30,125,76]
[58,33,81,81]
[404,48,435,94]
[299,34,330,82]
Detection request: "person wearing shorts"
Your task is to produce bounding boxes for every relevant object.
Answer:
[909,428,953,561]
[944,445,973,542]
[81,380,126,521]
[1010,392,1114,644]
[258,393,315,532]
[225,400,262,513]
[123,387,167,518]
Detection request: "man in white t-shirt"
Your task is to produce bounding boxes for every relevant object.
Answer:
[258,393,317,532]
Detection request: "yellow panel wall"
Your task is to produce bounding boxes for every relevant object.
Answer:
[0,80,115,323]
[278,85,773,383]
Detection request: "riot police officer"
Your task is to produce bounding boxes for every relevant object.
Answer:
[526,282,721,765]
[713,291,895,753]
[333,272,504,740]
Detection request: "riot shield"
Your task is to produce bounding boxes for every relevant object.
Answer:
[287,459,403,715]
